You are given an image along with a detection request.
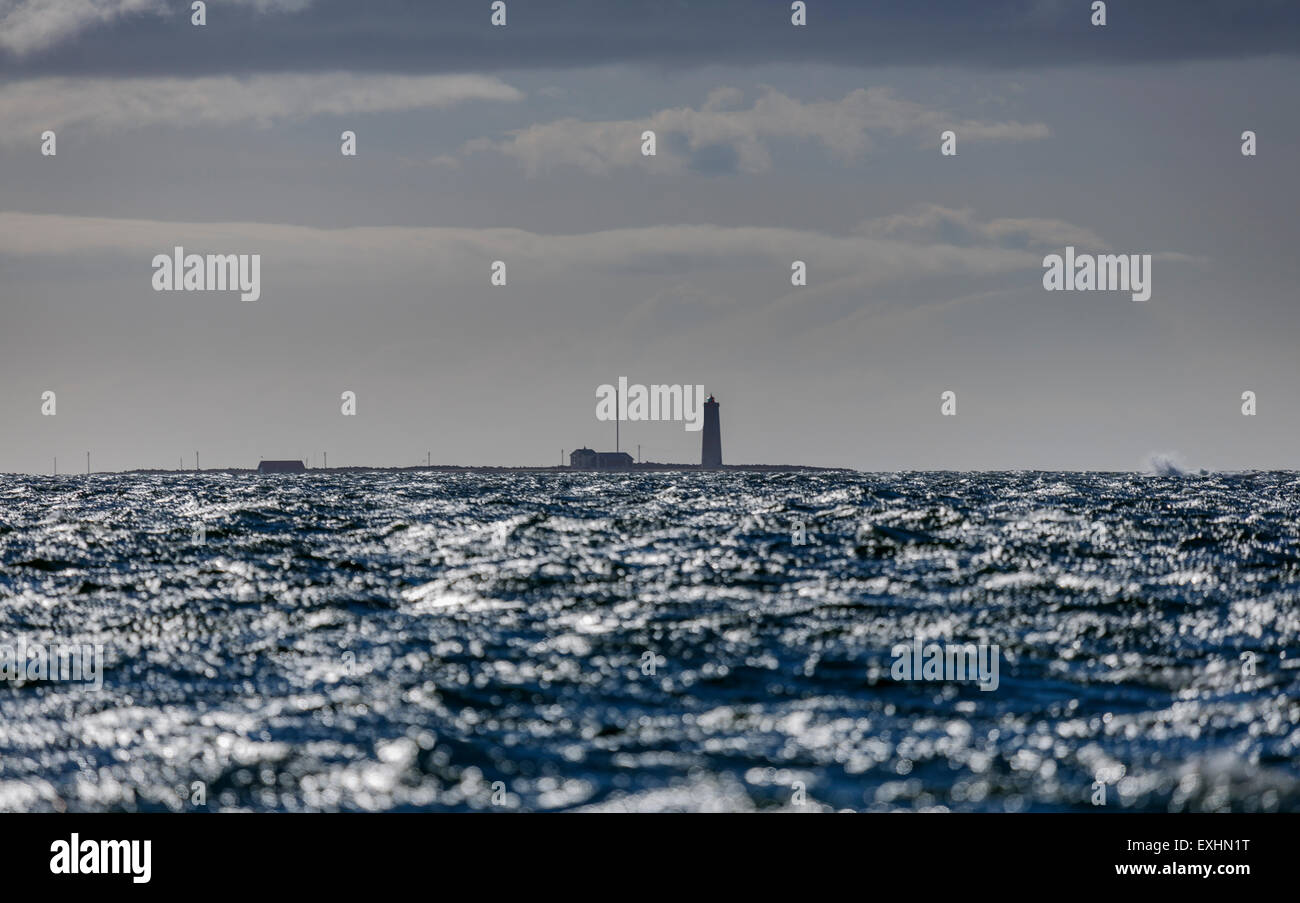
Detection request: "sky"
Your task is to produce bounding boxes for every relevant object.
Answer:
[1,0,1298,472]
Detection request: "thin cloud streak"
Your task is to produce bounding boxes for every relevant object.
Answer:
[0,71,522,141]
[0,210,1046,286]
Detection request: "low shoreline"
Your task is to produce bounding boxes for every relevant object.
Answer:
[107,464,854,475]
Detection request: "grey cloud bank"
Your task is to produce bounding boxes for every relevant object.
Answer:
[3,0,1298,76]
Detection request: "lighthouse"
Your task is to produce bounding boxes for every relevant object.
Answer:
[701,394,722,467]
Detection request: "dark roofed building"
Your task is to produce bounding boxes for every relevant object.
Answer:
[569,448,634,470]
[258,459,306,474]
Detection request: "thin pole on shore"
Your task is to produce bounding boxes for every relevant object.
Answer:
[86,451,90,476]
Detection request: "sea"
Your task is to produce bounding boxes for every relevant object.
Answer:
[0,471,1297,812]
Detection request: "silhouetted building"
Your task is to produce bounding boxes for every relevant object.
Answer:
[701,395,722,467]
[570,448,634,470]
[258,459,306,474]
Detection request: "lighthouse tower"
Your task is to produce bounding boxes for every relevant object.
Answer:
[701,394,722,467]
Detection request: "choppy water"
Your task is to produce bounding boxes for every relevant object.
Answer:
[0,471,1297,812]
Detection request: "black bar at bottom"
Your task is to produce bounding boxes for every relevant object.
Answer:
[0,812,1279,891]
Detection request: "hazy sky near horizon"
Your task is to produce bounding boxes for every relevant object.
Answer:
[2,0,1298,473]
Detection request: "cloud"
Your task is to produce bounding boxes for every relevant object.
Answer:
[0,0,163,56]
[0,209,1041,283]
[465,87,1049,175]
[0,208,1068,364]
[0,0,314,56]
[3,1,1298,76]
[857,204,1109,251]
[0,71,521,140]
[0,208,1062,359]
